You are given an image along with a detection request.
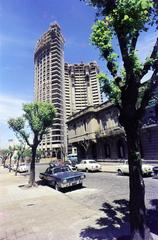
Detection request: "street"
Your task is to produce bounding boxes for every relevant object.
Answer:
[35,163,158,219]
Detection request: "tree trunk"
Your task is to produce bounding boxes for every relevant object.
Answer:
[125,124,153,240]
[3,157,7,168]
[9,155,13,172]
[28,145,37,187]
[15,156,20,176]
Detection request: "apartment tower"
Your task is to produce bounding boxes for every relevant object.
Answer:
[34,23,66,158]
[64,62,102,119]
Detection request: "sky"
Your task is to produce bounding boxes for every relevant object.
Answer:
[0,0,157,149]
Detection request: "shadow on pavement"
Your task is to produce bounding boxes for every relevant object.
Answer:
[36,179,86,193]
[80,199,158,240]
[147,199,158,236]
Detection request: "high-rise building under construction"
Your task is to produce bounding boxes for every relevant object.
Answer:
[34,23,66,158]
[64,62,102,119]
[34,23,102,157]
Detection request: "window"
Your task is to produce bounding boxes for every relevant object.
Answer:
[83,119,87,132]
[117,140,125,158]
[46,168,52,174]
[104,144,111,158]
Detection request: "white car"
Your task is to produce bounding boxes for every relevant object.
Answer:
[17,164,28,173]
[117,160,153,176]
[12,164,17,171]
[76,159,102,172]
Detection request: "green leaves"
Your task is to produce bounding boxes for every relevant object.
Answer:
[91,20,118,76]
[87,0,157,109]
[98,73,121,105]
[129,51,143,75]
[23,102,56,132]
[112,0,153,31]
[8,117,25,132]
[91,20,112,52]
[8,101,56,147]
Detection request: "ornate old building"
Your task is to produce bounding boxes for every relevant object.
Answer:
[67,92,158,162]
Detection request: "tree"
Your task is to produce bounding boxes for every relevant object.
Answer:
[14,142,26,176]
[60,144,66,161]
[22,148,32,162]
[8,146,15,172]
[35,149,43,162]
[82,0,158,239]
[1,149,10,168]
[8,102,56,187]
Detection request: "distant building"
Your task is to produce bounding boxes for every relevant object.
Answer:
[34,23,66,158]
[64,62,102,119]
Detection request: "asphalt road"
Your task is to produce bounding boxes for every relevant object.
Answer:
[34,163,158,212]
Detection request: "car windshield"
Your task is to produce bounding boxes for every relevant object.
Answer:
[89,161,96,164]
[54,167,69,174]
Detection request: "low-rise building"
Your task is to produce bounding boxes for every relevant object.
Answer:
[67,99,158,162]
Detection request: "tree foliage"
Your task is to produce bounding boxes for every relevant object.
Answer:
[8,101,56,186]
[84,0,158,116]
[8,102,56,147]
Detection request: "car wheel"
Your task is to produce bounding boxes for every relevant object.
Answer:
[42,179,47,185]
[85,168,89,173]
[117,169,123,175]
[78,183,83,188]
[55,183,60,191]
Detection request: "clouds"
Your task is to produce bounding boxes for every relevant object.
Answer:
[0,33,35,49]
[0,94,30,149]
[137,30,158,61]
[0,94,28,124]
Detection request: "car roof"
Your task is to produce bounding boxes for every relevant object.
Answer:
[49,163,68,168]
[81,159,96,161]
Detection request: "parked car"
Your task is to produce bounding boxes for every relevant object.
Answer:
[117,160,153,176]
[12,164,17,171]
[65,160,77,171]
[153,166,158,177]
[39,164,86,191]
[13,164,28,173]
[76,159,102,172]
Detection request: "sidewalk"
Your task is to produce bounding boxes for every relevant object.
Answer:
[0,166,157,240]
[0,167,104,240]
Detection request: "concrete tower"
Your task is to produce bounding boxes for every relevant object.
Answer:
[64,62,102,119]
[34,23,66,158]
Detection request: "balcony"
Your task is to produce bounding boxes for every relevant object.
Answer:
[95,127,124,139]
[68,132,97,144]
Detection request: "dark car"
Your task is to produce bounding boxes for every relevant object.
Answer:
[153,166,158,178]
[39,164,86,191]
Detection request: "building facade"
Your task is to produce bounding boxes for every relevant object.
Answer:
[34,23,66,158]
[67,98,158,162]
[64,62,102,119]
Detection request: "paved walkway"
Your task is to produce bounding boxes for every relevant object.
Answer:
[0,166,157,240]
[0,167,104,240]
